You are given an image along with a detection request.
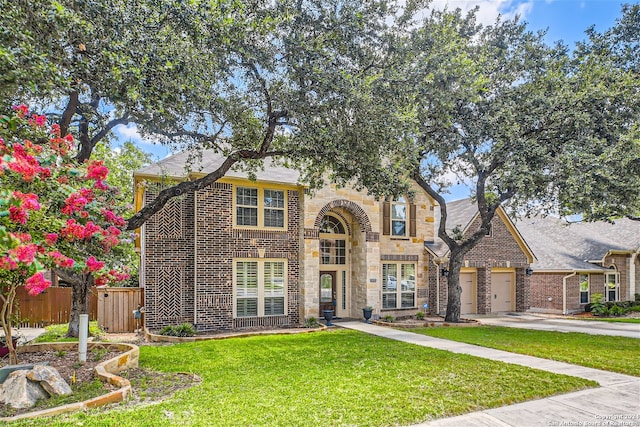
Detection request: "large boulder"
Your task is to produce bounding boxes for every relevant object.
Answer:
[3,370,48,409]
[27,365,72,396]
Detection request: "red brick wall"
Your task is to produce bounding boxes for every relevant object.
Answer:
[142,182,301,332]
[142,184,195,330]
[194,183,301,331]
[427,213,531,315]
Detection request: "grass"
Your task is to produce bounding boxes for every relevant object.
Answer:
[571,317,640,324]
[0,379,106,418]
[33,321,105,343]
[408,326,640,376]
[8,329,594,426]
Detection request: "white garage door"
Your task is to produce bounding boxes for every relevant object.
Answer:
[460,273,476,314]
[491,272,514,312]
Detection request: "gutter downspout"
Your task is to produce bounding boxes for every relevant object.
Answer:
[194,192,198,328]
[630,249,639,301]
[562,272,577,315]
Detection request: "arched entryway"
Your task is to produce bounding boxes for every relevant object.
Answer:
[319,214,350,318]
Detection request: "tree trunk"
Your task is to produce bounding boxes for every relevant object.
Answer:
[66,274,93,338]
[0,285,18,365]
[444,254,464,323]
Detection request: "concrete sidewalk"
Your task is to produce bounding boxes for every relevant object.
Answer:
[339,321,640,427]
[466,313,640,339]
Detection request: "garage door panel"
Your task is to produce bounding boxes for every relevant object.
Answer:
[460,273,476,314]
[492,272,514,312]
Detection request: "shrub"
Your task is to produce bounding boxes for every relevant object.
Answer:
[590,294,609,317]
[635,293,640,302]
[381,315,394,323]
[626,305,640,313]
[609,304,625,317]
[158,323,196,337]
[415,311,425,320]
[304,317,320,328]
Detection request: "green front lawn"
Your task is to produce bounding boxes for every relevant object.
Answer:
[409,326,640,376]
[10,329,594,426]
[572,317,640,323]
[32,321,105,343]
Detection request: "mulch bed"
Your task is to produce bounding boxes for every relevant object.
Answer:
[0,345,198,418]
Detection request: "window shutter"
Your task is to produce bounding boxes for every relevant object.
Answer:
[383,201,390,235]
[409,203,417,237]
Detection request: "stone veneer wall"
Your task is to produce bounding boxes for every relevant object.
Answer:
[194,183,302,331]
[142,184,195,331]
[302,181,434,319]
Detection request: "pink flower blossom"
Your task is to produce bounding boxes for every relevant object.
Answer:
[0,256,18,270]
[102,209,126,227]
[94,180,109,190]
[60,219,85,240]
[48,251,74,268]
[9,244,37,264]
[10,232,32,243]
[25,272,51,296]
[13,191,40,210]
[45,233,58,245]
[63,193,89,214]
[28,114,47,128]
[9,205,27,224]
[12,104,29,118]
[83,221,102,239]
[85,256,105,272]
[86,160,108,181]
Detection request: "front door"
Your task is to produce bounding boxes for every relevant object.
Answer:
[319,271,337,314]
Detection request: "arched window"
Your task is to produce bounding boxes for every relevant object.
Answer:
[320,215,346,234]
[320,215,346,265]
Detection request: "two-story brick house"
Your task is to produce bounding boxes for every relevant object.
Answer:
[135,152,533,331]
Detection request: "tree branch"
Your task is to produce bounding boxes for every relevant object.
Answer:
[59,91,79,136]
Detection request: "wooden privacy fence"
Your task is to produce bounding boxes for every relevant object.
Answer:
[97,287,144,333]
[15,287,98,328]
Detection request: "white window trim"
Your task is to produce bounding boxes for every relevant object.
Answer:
[233,186,287,230]
[233,259,288,318]
[579,273,589,304]
[382,262,416,309]
[604,272,620,302]
[390,197,408,237]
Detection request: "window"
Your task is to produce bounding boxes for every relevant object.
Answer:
[235,186,286,229]
[605,272,619,302]
[235,260,286,317]
[382,263,416,309]
[391,197,407,236]
[579,274,589,304]
[383,197,416,237]
[319,215,347,265]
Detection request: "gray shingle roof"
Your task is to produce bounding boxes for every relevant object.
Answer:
[515,215,640,271]
[135,149,301,185]
[425,198,481,257]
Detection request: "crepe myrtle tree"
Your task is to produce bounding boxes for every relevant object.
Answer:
[391,6,639,322]
[0,106,131,351]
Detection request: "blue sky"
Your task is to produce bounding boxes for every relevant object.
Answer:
[114,0,627,199]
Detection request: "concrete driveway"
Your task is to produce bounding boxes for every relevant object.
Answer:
[467,313,640,338]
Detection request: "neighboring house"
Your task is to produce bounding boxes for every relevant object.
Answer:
[134,152,533,332]
[515,216,640,314]
[424,199,536,316]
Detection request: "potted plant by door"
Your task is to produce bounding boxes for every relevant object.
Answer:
[362,306,373,323]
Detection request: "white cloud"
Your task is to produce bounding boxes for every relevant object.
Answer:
[114,123,143,142]
[429,0,534,26]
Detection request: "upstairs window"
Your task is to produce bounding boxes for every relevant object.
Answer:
[235,186,286,229]
[319,215,347,265]
[383,197,416,237]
